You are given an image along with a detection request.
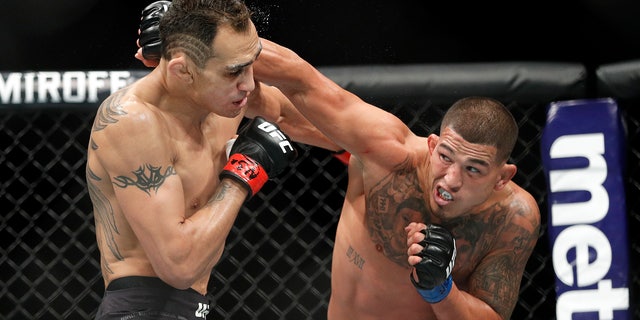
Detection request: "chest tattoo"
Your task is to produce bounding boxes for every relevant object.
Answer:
[365,166,429,267]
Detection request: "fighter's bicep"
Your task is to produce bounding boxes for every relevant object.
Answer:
[112,165,184,243]
[92,108,185,247]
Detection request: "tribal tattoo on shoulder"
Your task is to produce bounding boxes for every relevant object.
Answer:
[365,158,429,267]
[113,164,176,195]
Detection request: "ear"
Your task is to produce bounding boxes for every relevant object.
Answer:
[427,134,439,154]
[167,54,193,84]
[494,163,517,191]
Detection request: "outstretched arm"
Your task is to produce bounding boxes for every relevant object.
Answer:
[245,81,341,152]
[253,38,414,168]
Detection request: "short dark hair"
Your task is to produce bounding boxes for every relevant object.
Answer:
[440,96,518,163]
[160,0,252,68]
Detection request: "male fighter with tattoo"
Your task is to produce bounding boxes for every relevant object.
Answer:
[135,3,541,319]
[251,39,541,320]
[86,1,338,319]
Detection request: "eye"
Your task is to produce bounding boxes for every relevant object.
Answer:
[466,166,480,174]
[439,153,452,163]
[228,69,243,77]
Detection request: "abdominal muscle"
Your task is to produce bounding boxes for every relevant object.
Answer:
[327,199,435,320]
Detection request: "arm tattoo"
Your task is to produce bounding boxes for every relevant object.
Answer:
[452,201,538,319]
[92,91,127,132]
[210,181,232,203]
[86,165,123,275]
[113,164,176,195]
[473,255,519,318]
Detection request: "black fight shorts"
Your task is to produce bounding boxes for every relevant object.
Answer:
[95,276,213,320]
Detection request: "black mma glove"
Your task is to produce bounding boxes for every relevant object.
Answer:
[410,224,457,303]
[139,0,171,60]
[220,117,298,199]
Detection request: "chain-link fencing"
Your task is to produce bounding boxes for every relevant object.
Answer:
[1,62,638,319]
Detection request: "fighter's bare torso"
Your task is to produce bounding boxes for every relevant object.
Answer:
[86,86,241,294]
[328,139,537,319]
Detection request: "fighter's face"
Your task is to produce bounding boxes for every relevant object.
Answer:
[427,127,502,219]
[194,22,261,118]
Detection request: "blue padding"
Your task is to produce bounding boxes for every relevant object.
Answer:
[541,98,630,320]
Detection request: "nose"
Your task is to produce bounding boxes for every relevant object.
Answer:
[444,164,462,191]
[238,66,255,92]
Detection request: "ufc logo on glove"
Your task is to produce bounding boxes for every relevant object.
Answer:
[257,121,295,154]
[220,117,298,199]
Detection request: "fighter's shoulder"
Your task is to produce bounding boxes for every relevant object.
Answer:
[90,92,169,162]
[505,182,541,231]
[93,88,162,132]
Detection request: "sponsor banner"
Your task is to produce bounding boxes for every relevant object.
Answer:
[541,98,630,319]
[0,70,149,107]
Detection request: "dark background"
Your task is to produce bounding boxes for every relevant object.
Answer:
[1,0,640,72]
